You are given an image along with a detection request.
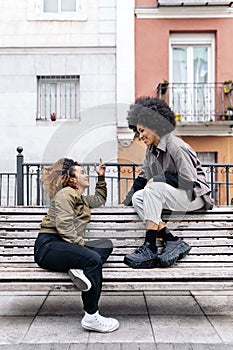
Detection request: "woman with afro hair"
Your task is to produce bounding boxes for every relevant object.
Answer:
[123,96,213,269]
[34,158,119,333]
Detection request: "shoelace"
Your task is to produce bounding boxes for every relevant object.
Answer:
[94,315,112,328]
[134,242,149,254]
[134,244,147,255]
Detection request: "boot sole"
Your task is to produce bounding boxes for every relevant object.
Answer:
[157,255,179,268]
[178,246,191,260]
[124,257,158,269]
[158,244,191,267]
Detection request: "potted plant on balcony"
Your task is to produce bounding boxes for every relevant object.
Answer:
[157,79,169,95]
[225,104,233,120]
[50,112,56,121]
[223,80,233,94]
[175,112,182,122]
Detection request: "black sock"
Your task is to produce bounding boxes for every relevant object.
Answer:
[145,230,158,252]
[157,227,178,242]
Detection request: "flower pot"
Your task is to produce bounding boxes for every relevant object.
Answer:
[160,83,169,95]
[50,113,56,121]
[223,81,233,94]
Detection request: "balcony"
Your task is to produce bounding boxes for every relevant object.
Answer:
[157,82,233,123]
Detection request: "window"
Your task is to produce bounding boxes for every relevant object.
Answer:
[169,33,215,122]
[37,76,80,121]
[28,0,87,21]
[44,0,76,13]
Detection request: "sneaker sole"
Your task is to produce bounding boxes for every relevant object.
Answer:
[158,243,191,267]
[68,270,91,291]
[157,255,179,268]
[81,321,119,333]
[124,257,157,269]
[178,245,191,260]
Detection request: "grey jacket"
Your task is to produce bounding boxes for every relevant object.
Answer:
[123,133,213,209]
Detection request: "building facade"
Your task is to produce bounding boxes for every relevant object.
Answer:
[0,0,135,171]
[118,0,233,205]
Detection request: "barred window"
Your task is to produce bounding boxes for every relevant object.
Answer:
[37,76,80,121]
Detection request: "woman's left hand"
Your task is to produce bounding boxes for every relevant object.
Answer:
[94,158,106,176]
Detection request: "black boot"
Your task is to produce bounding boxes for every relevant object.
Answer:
[124,230,158,269]
[157,227,191,268]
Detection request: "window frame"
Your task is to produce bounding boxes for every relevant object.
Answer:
[169,33,215,85]
[37,75,80,121]
[28,0,88,21]
[169,33,215,122]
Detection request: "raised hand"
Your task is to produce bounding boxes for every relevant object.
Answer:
[94,158,106,176]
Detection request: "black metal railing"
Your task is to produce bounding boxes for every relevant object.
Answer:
[0,147,232,206]
[157,82,233,122]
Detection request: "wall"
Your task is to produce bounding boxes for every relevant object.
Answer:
[135,17,233,97]
[0,0,119,171]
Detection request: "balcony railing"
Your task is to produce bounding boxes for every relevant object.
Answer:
[0,148,232,206]
[157,82,233,122]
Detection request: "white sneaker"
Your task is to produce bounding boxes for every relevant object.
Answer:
[81,311,119,333]
[68,269,91,291]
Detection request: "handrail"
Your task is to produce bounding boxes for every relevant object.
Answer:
[0,152,232,206]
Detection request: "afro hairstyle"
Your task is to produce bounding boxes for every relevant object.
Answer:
[127,96,176,138]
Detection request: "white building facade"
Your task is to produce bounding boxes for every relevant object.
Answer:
[0,0,135,172]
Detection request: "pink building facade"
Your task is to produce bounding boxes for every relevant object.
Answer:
[119,0,233,205]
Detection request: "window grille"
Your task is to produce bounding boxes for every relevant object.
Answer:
[37,75,80,121]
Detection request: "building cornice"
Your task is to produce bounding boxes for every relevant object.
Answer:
[135,6,233,18]
[175,121,233,136]
[0,47,116,55]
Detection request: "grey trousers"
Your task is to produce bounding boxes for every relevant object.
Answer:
[132,182,205,225]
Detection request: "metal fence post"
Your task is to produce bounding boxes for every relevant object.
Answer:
[16,146,24,205]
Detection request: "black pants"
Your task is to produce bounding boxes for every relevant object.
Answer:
[34,233,113,314]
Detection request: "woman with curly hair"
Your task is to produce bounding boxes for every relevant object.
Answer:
[123,96,213,269]
[34,158,119,333]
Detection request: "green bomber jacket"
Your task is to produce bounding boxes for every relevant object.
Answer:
[39,176,107,245]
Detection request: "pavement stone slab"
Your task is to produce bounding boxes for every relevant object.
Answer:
[22,316,89,344]
[208,345,233,350]
[119,343,155,350]
[87,315,154,343]
[192,345,233,350]
[38,296,83,316]
[208,316,233,343]
[0,296,46,317]
[0,317,33,345]
[99,294,148,315]
[195,296,233,316]
[173,344,192,350]
[67,345,90,350]
[191,344,212,350]
[145,296,203,316]
[34,344,70,350]
[156,344,174,350]
[150,315,222,344]
[0,345,33,350]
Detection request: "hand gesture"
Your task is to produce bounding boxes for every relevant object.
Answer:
[94,158,106,176]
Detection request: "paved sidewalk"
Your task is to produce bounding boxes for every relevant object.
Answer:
[0,290,233,349]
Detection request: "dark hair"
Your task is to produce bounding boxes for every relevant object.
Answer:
[127,96,176,137]
[41,157,80,199]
